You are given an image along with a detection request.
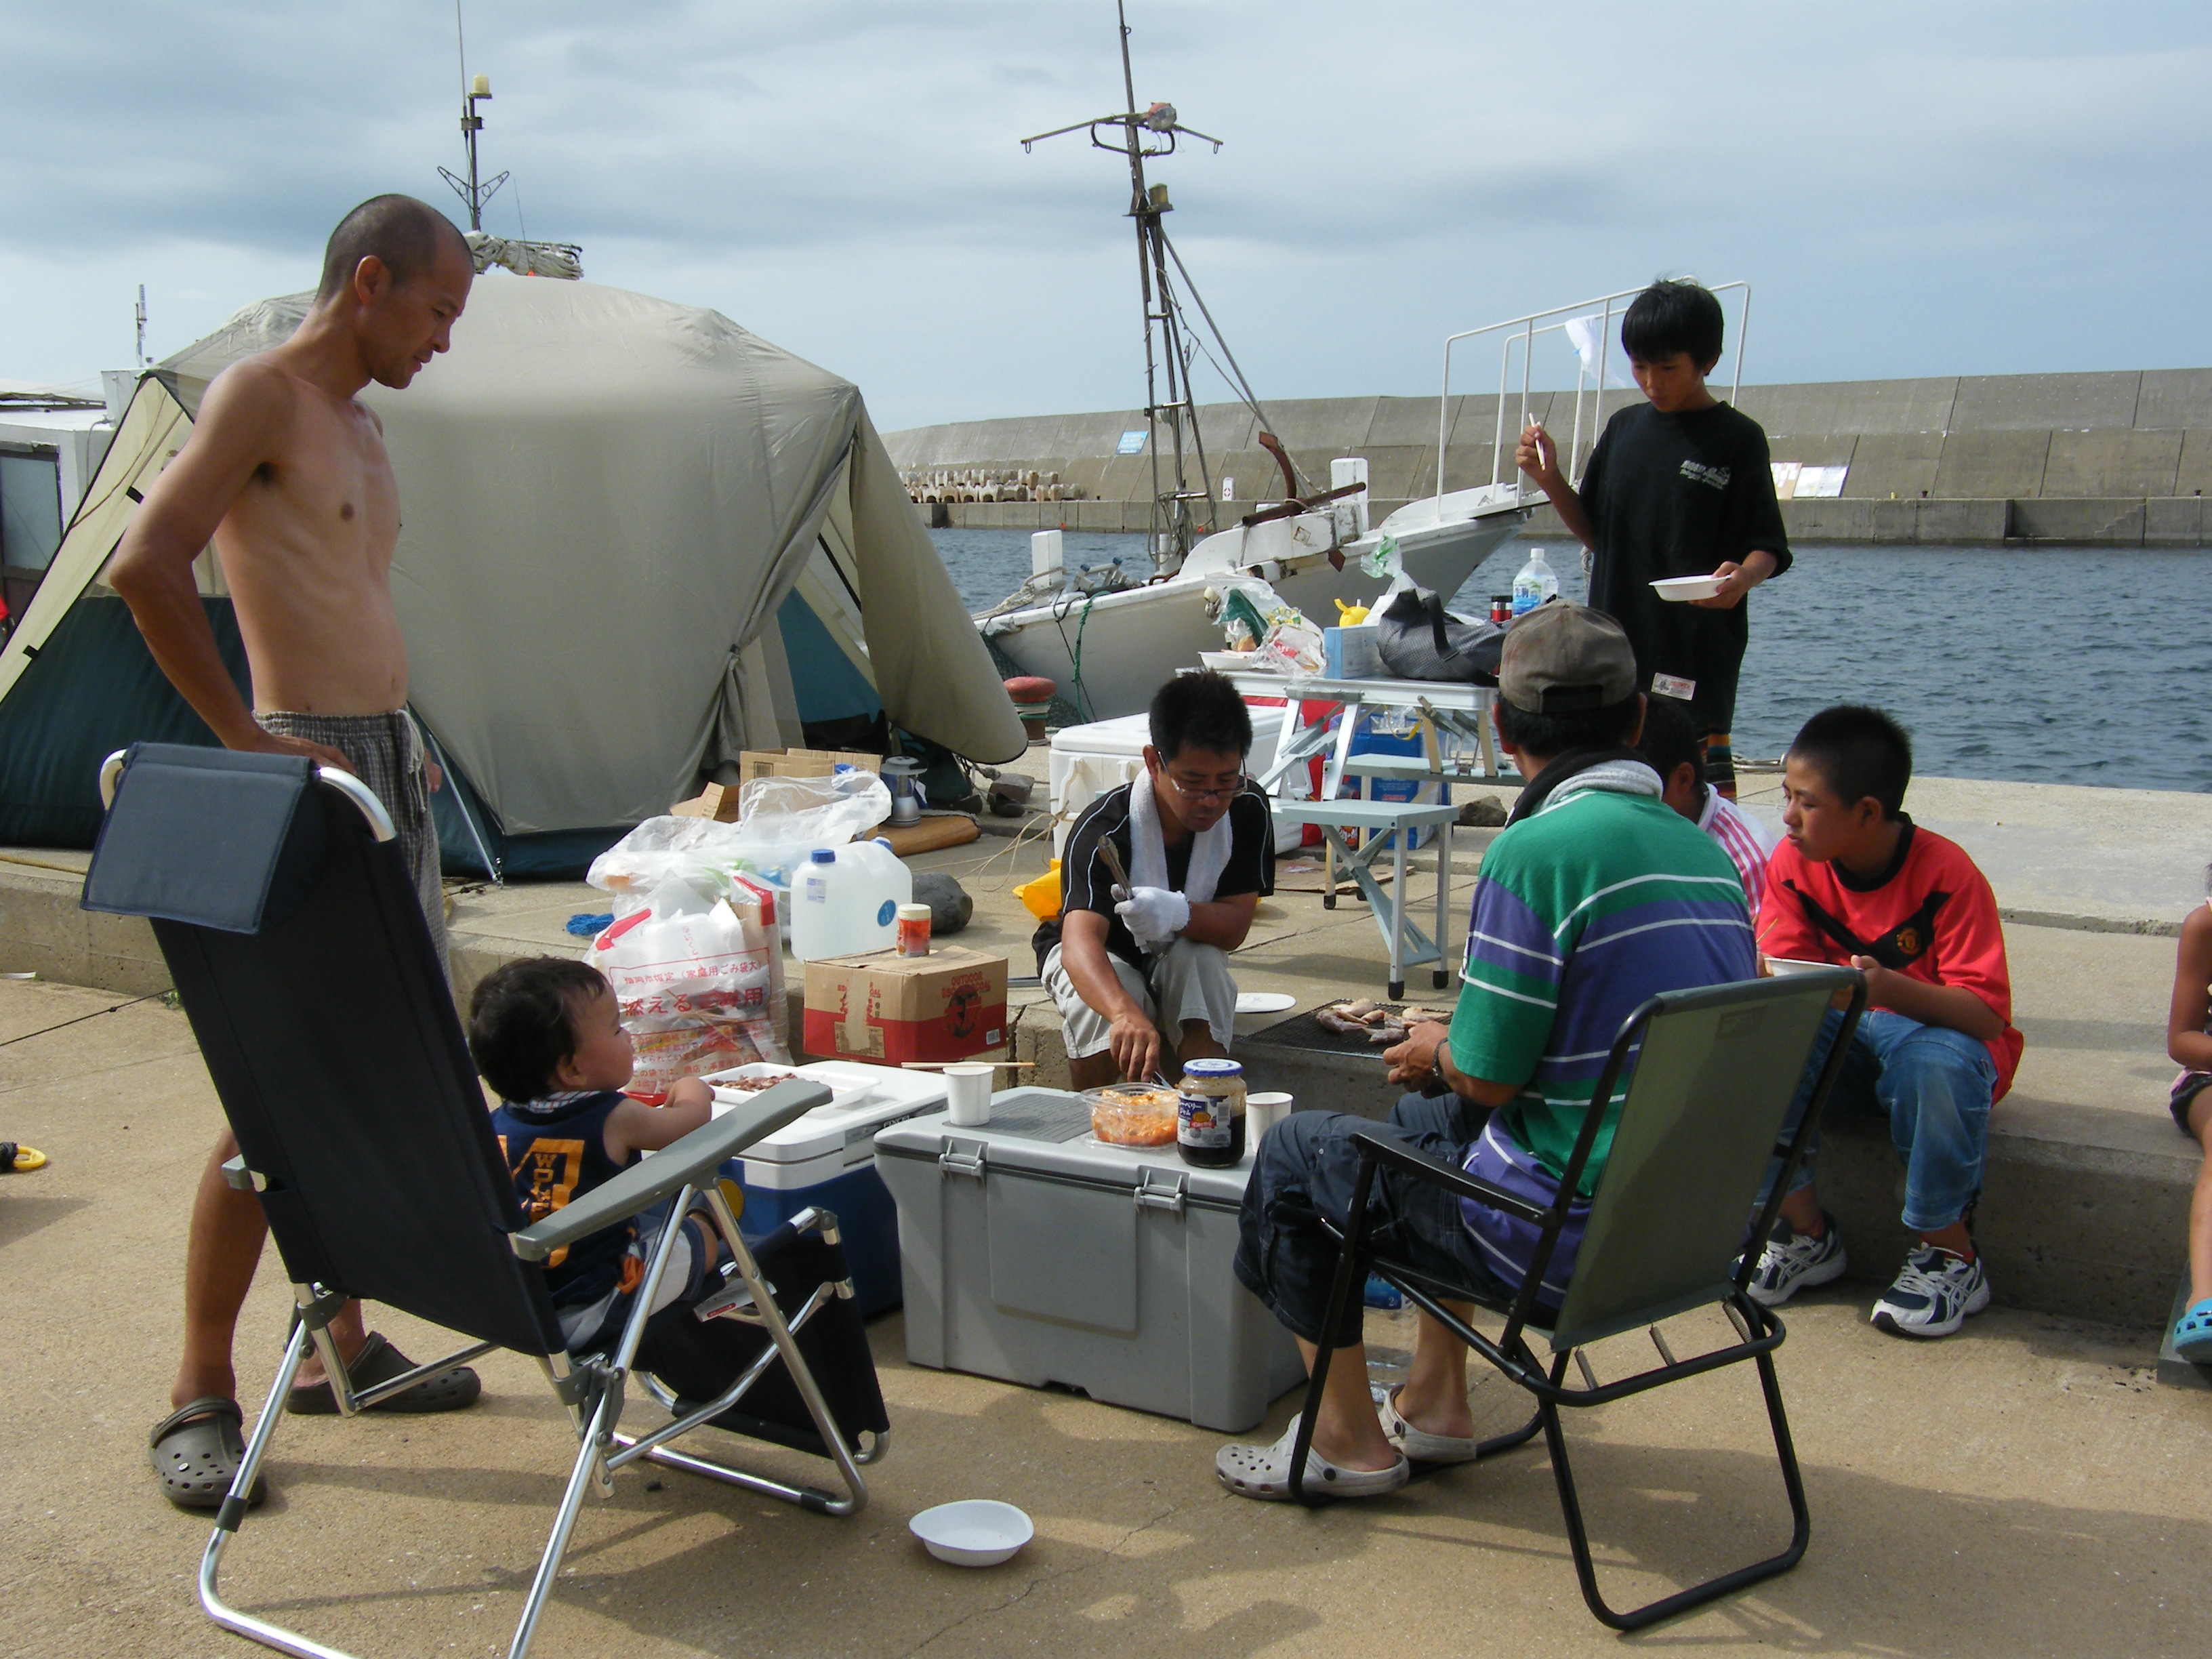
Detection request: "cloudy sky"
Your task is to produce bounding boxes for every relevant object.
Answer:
[5,2,2209,432]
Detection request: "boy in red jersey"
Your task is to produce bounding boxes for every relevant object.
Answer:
[1746,705,2023,1338]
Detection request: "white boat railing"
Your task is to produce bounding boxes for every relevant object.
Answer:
[1434,282,1751,508]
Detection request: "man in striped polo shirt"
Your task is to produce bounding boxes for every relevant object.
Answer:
[1220,603,1756,1503]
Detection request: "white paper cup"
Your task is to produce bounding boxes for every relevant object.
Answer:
[944,1063,996,1126]
[1246,1092,1293,1149]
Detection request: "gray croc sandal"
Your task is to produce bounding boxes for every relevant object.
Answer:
[1216,1420,1409,1502]
[1379,1387,1483,1465]
[150,1398,267,1512]
[287,1331,483,1416]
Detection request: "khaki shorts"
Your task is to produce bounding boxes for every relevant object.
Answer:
[1040,939,1238,1060]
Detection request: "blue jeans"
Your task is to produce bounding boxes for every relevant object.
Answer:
[1772,1008,1999,1233]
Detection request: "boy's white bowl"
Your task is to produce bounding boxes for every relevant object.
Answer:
[909,1500,1034,1567]
[1763,956,1832,977]
[1650,574,1726,602]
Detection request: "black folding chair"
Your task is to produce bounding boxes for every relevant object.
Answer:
[1290,969,1866,1631]
[83,743,888,1659]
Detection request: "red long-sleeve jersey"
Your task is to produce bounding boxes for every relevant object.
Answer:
[1757,819,2022,1099]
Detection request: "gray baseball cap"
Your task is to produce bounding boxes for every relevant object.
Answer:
[1498,601,1638,714]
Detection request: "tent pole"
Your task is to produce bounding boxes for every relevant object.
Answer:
[412,711,503,886]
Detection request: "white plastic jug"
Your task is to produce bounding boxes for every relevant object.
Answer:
[842,837,915,947]
[790,841,912,961]
[1510,547,1560,616]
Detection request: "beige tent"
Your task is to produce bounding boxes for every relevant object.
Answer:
[0,273,1023,872]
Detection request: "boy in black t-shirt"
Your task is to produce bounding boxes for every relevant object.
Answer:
[1514,279,1789,797]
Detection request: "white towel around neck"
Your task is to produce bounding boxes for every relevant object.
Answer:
[1128,773,1233,905]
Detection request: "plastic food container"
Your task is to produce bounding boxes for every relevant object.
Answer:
[1650,573,1726,602]
[1084,1084,1180,1146]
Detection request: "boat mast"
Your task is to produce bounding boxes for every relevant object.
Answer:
[1023,4,1225,575]
[438,1,508,230]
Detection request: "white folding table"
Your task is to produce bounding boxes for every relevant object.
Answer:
[1265,796,1462,1000]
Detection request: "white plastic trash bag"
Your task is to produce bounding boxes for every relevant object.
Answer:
[583,876,789,1096]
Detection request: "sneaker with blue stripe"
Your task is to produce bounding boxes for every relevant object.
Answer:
[1740,1214,1848,1308]
[1870,1246,1990,1338]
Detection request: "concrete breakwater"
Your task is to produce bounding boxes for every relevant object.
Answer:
[886,368,2212,546]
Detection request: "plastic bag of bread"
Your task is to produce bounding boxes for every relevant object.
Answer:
[1085,1085,1181,1147]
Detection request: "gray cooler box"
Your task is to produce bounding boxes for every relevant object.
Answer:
[874,1087,1304,1432]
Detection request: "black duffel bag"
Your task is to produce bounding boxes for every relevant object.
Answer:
[1372,588,1506,684]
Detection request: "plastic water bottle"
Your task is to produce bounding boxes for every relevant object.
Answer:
[1511,547,1560,616]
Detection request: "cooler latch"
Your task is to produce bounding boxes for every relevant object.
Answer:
[939,1140,987,1182]
[1134,1169,1187,1216]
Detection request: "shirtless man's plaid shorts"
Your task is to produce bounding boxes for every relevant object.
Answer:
[256,710,447,970]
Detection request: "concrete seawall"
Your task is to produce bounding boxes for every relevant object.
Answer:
[887,369,2212,546]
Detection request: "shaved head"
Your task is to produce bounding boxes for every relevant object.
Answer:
[316,194,470,303]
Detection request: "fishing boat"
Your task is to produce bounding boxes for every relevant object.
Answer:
[971,3,1527,720]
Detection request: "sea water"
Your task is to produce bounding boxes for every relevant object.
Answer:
[930,528,2212,794]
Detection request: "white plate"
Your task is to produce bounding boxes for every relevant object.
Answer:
[1763,956,1833,976]
[1201,650,1271,673]
[909,1499,1034,1567]
[1650,574,1725,602]
[1235,991,1297,1015]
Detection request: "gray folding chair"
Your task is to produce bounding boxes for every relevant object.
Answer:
[1292,968,1866,1631]
[83,743,886,1659]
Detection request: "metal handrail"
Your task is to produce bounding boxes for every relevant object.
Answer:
[1433,282,1752,508]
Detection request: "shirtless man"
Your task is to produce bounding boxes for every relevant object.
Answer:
[110,195,485,1511]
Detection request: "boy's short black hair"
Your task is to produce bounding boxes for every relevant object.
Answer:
[1496,692,1643,759]
[1621,279,1725,370]
[1635,693,1704,794]
[1150,669,1253,762]
[1788,705,1913,818]
[468,956,609,1104]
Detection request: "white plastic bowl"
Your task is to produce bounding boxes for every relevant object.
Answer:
[909,1499,1034,1567]
[1763,956,1832,976]
[1650,573,1726,602]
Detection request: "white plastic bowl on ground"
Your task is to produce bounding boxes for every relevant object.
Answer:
[908,1500,1035,1567]
[1650,573,1726,602]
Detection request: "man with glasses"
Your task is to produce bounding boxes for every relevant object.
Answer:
[1033,670,1275,1088]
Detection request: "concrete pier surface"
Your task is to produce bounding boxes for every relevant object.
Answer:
[5,977,2210,1658]
[887,369,2212,546]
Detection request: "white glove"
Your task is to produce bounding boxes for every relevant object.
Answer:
[1115,886,1191,951]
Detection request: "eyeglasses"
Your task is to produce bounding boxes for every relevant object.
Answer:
[1164,771,1246,804]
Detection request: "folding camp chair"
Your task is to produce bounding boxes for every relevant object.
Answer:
[1290,969,1866,1631]
[83,743,888,1659]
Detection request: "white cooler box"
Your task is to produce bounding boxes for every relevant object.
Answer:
[703,1061,948,1317]
[1049,708,1300,857]
[873,1086,1303,1431]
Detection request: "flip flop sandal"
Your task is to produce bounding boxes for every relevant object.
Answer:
[149,1398,267,1512]
[1378,1387,1483,1465]
[1215,1420,1409,1503]
[2175,1296,2212,1365]
[286,1330,483,1416]
[1,1142,47,1172]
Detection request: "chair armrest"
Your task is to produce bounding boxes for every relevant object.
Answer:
[510,1079,832,1263]
[1350,1128,1551,1225]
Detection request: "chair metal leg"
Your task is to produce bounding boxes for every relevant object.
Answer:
[199,1315,352,1659]
[1539,1347,1812,1633]
[1288,1157,1380,1507]
[507,1383,620,1659]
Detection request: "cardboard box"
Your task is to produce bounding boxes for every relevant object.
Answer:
[802,945,1008,1066]
[1322,623,1380,680]
[738,747,884,784]
[670,781,745,821]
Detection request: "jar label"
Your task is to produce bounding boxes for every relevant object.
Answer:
[1179,1090,1232,1148]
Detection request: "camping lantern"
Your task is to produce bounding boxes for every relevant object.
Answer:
[882,755,926,826]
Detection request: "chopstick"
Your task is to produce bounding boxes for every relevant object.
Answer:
[901,1060,1037,1070]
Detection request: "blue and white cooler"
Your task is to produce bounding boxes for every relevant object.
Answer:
[701,1061,948,1317]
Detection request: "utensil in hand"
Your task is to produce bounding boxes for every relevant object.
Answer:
[1097,837,1132,903]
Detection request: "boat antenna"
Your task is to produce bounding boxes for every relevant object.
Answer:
[134,285,149,370]
[438,1,508,230]
[1021,1,1234,574]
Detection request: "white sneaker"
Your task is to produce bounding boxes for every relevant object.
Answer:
[1870,1246,1990,1338]
[1740,1215,1848,1308]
